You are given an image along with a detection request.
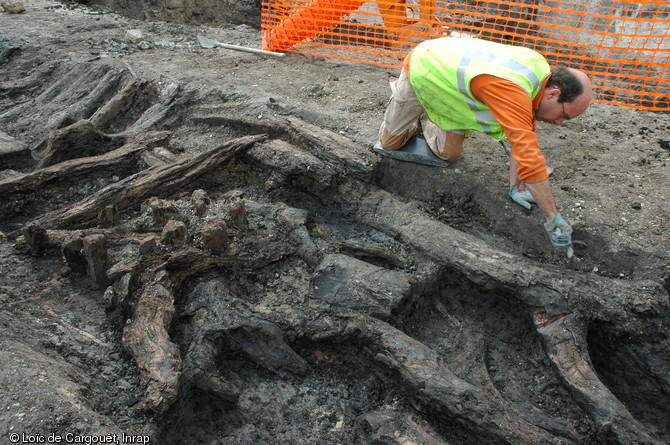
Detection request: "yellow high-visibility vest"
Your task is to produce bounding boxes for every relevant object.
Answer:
[408,37,551,141]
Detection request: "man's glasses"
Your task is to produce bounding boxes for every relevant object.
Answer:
[561,101,571,121]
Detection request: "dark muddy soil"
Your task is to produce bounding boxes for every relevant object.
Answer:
[0,1,669,445]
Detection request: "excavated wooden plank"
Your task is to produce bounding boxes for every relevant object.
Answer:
[24,134,265,230]
[0,130,169,195]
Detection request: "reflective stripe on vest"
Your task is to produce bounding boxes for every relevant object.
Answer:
[408,37,551,140]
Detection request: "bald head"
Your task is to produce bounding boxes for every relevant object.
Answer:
[542,66,593,121]
[565,67,592,116]
[537,67,593,124]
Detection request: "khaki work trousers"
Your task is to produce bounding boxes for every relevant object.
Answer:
[378,70,465,161]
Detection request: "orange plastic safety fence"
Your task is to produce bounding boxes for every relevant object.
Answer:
[262,0,670,111]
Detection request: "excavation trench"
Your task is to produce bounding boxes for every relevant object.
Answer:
[1,12,669,445]
[150,256,590,445]
[0,52,659,278]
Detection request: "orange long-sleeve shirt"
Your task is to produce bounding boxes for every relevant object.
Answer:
[470,74,550,184]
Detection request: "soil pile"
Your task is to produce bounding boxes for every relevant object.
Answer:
[0,1,668,444]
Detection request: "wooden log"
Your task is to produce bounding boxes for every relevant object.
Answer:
[82,234,109,290]
[311,253,412,320]
[0,63,55,99]
[0,129,30,170]
[535,313,663,445]
[246,139,334,189]
[25,134,265,230]
[122,268,182,414]
[350,315,567,444]
[36,120,126,169]
[88,78,157,132]
[255,117,667,335]
[180,277,309,405]
[283,115,375,176]
[32,65,129,139]
[199,217,228,253]
[0,130,170,196]
[22,223,50,254]
[140,146,178,168]
[364,409,450,445]
[192,115,374,176]
[190,189,209,216]
[346,187,668,333]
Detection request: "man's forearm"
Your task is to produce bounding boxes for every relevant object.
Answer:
[509,157,521,188]
[507,143,559,222]
[525,179,559,222]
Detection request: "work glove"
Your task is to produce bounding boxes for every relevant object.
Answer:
[544,213,574,259]
[509,183,536,210]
